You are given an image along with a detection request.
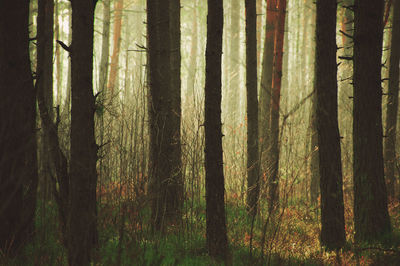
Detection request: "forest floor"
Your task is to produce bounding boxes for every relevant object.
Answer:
[2,193,400,265]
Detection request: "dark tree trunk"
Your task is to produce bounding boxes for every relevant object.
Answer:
[315,0,345,250]
[147,0,182,231]
[353,0,391,243]
[268,0,286,212]
[384,0,400,200]
[0,0,38,256]
[205,0,229,261]
[37,0,54,202]
[68,0,98,264]
[37,0,69,246]
[245,0,260,216]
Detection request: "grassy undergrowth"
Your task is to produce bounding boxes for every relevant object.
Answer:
[1,197,400,265]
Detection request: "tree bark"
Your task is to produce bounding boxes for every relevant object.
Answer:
[0,0,38,256]
[384,0,400,200]
[99,0,111,94]
[68,0,98,264]
[353,0,391,243]
[37,0,54,202]
[147,0,182,231]
[245,0,260,216]
[315,0,345,250]
[268,0,286,212]
[205,0,229,261]
[259,0,277,182]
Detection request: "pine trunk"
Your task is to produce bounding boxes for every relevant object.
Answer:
[147,0,181,231]
[68,0,98,264]
[353,0,391,243]
[245,0,260,216]
[268,0,286,212]
[0,0,38,255]
[315,0,345,250]
[259,0,277,181]
[37,0,54,202]
[205,0,229,261]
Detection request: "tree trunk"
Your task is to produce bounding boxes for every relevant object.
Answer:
[259,0,277,181]
[147,0,181,231]
[245,0,260,217]
[54,0,62,106]
[99,0,111,94]
[0,0,38,256]
[353,0,391,243]
[315,0,345,250]
[107,0,124,94]
[205,0,229,261]
[256,0,263,77]
[37,0,54,203]
[68,0,98,264]
[169,0,184,216]
[268,0,286,212]
[384,0,400,200]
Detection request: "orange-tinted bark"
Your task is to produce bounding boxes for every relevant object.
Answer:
[107,0,124,94]
[384,0,393,27]
[272,0,286,104]
[340,15,347,48]
[268,0,286,212]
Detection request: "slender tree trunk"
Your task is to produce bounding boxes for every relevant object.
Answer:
[99,0,111,95]
[65,5,72,113]
[309,91,319,206]
[185,0,198,106]
[315,0,345,250]
[205,0,229,261]
[268,0,286,212]
[353,0,391,243]
[108,0,124,94]
[68,0,98,264]
[256,0,263,77]
[37,0,54,203]
[0,0,38,256]
[170,0,184,215]
[259,0,277,181]
[98,0,110,208]
[384,0,400,200]
[245,0,260,217]
[55,0,62,107]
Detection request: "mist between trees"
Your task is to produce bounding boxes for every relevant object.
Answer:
[1,0,400,265]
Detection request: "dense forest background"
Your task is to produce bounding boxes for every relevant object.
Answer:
[1,0,400,265]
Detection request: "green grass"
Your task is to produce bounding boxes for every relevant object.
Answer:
[2,198,400,265]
